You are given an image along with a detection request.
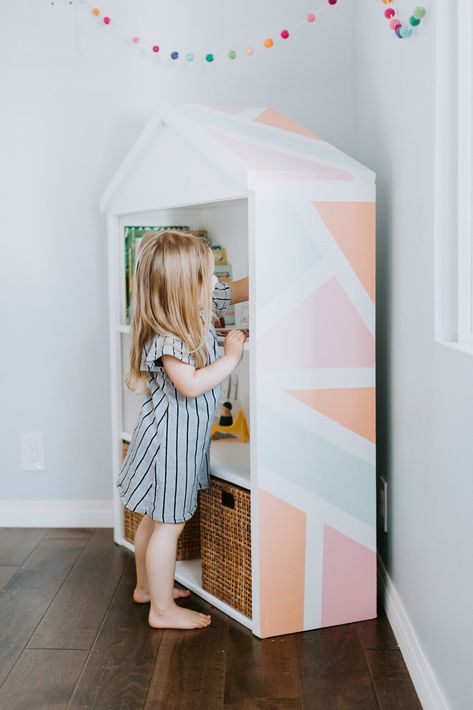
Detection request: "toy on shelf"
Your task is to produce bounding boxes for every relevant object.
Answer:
[211,374,250,443]
[211,408,250,443]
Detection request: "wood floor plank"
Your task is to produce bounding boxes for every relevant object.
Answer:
[223,620,300,709]
[68,556,162,709]
[296,624,379,710]
[0,537,87,686]
[0,529,46,566]
[355,604,399,651]
[144,595,229,710]
[0,566,18,591]
[364,650,422,710]
[0,649,88,710]
[27,529,129,651]
[43,528,95,540]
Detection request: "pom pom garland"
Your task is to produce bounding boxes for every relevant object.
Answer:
[380,2,427,39]
[68,0,427,65]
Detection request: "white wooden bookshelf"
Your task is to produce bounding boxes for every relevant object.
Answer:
[103,103,377,639]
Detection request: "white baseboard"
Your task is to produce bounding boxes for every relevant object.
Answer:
[377,554,451,710]
[0,500,113,528]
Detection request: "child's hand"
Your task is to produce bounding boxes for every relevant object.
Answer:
[224,329,247,365]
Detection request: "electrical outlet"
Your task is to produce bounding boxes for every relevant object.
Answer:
[379,476,388,533]
[21,433,46,471]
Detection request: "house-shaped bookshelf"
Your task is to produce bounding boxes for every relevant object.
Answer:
[100,103,377,638]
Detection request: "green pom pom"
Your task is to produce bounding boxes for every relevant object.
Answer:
[228,50,236,60]
[413,6,426,20]
[409,16,421,26]
[205,53,214,62]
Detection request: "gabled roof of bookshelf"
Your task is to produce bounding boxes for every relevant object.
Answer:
[100,103,375,213]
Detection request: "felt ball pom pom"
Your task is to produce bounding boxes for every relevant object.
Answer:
[390,18,401,30]
[395,26,403,38]
[228,50,237,59]
[413,6,426,19]
[92,7,100,16]
[186,53,194,61]
[307,13,316,23]
[281,30,289,39]
[171,51,179,60]
[132,36,140,44]
[152,45,160,53]
[205,53,214,62]
[328,0,337,5]
[245,46,254,55]
[409,15,421,26]
[400,26,412,37]
[103,16,110,24]
[382,0,393,4]
[385,9,395,19]
[264,38,274,48]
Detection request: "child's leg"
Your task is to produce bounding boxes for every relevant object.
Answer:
[147,520,211,629]
[133,513,190,603]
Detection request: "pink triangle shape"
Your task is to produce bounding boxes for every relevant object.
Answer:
[257,277,375,370]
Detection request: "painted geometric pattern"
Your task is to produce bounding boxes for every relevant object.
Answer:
[170,105,376,637]
[177,103,372,180]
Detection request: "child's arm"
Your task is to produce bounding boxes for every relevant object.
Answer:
[229,276,249,305]
[161,330,247,398]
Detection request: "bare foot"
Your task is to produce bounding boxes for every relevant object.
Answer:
[148,604,212,630]
[133,587,191,604]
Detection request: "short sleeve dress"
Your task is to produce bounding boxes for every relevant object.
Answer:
[116,280,232,523]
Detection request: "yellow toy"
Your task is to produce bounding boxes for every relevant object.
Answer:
[211,408,250,443]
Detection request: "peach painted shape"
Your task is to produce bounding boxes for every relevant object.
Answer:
[255,107,322,141]
[258,488,306,637]
[287,387,376,443]
[256,277,375,370]
[321,525,377,627]
[315,201,376,303]
[207,131,353,179]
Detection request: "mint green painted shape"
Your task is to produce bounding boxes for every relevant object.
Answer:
[257,403,375,527]
[180,104,366,175]
[255,200,323,307]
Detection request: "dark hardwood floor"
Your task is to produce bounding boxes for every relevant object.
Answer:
[0,528,422,709]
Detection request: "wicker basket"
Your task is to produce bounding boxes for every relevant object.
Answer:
[121,440,200,560]
[200,476,252,618]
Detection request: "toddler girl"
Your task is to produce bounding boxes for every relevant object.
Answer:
[117,230,248,630]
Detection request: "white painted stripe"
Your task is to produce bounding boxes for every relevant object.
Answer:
[257,385,376,466]
[258,466,376,551]
[294,198,376,335]
[256,368,375,389]
[255,259,335,334]
[303,515,323,630]
[251,180,376,202]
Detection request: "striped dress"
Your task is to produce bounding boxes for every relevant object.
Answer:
[116,281,232,524]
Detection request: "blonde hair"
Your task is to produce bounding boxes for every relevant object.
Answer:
[125,230,214,394]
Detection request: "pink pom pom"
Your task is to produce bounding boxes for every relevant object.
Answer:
[103,16,110,24]
[389,18,401,30]
[307,13,316,22]
[132,36,140,44]
[152,45,160,53]
[281,29,289,39]
[384,8,395,19]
